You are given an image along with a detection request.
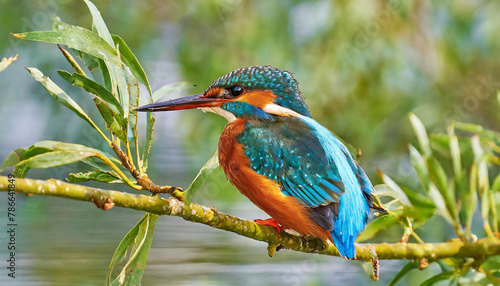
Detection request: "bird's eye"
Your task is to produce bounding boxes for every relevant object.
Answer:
[229,85,244,97]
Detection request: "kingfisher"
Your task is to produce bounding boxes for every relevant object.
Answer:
[137,66,377,259]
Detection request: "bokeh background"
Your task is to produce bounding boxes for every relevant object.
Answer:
[0,0,499,285]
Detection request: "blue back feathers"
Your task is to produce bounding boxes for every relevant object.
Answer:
[208,66,312,117]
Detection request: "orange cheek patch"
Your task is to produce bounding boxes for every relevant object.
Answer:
[205,87,224,98]
[236,90,276,108]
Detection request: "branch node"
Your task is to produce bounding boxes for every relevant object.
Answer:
[90,192,115,210]
[267,243,283,258]
[418,257,429,270]
[370,247,380,281]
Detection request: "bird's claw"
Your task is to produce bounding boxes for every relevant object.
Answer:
[254,218,284,233]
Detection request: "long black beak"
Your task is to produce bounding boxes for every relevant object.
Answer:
[136,93,224,112]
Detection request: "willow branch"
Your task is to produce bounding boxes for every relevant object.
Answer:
[1,175,499,262]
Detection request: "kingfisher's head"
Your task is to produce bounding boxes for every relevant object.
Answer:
[136,66,311,121]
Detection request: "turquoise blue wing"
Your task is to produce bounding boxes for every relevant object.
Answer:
[238,117,345,207]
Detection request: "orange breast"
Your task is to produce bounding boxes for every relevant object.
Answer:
[218,119,332,242]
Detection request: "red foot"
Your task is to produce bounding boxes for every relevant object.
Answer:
[254,218,285,233]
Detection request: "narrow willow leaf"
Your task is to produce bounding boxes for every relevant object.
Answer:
[420,270,455,286]
[93,98,128,142]
[184,150,219,203]
[1,147,51,170]
[409,145,430,189]
[72,49,99,71]
[454,122,484,134]
[427,157,457,218]
[0,54,18,72]
[112,35,152,96]
[83,0,130,114]
[98,58,112,91]
[26,67,102,132]
[68,170,123,184]
[109,213,158,286]
[388,261,419,286]
[13,165,29,179]
[464,162,478,237]
[84,0,114,46]
[20,150,97,169]
[57,46,86,75]
[125,66,139,138]
[32,140,106,154]
[151,82,192,103]
[57,70,124,116]
[492,174,500,192]
[140,115,155,173]
[376,173,412,207]
[14,23,120,66]
[447,123,465,191]
[428,184,454,225]
[102,54,129,119]
[108,215,145,285]
[357,210,403,242]
[409,113,431,157]
[2,140,106,170]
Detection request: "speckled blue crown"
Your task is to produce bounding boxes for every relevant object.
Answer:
[207,66,311,117]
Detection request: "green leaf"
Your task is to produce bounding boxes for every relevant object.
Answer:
[112,34,152,96]
[0,54,18,72]
[57,46,86,75]
[140,114,155,173]
[409,113,431,157]
[72,49,99,71]
[26,67,105,137]
[376,174,412,207]
[454,122,484,134]
[14,19,120,66]
[1,147,51,170]
[357,209,403,242]
[183,150,219,203]
[93,98,128,142]
[68,170,123,184]
[151,82,192,103]
[20,150,97,169]
[83,0,129,119]
[125,66,140,144]
[388,260,419,286]
[409,145,431,189]
[13,165,29,179]
[5,141,109,173]
[84,0,114,46]
[57,70,124,116]
[428,184,454,225]
[99,58,112,91]
[102,54,130,119]
[427,157,457,218]
[492,174,500,192]
[108,213,158,286]
[419,270,455,286]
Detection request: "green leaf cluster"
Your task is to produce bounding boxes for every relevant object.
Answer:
[360,112,500,285]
